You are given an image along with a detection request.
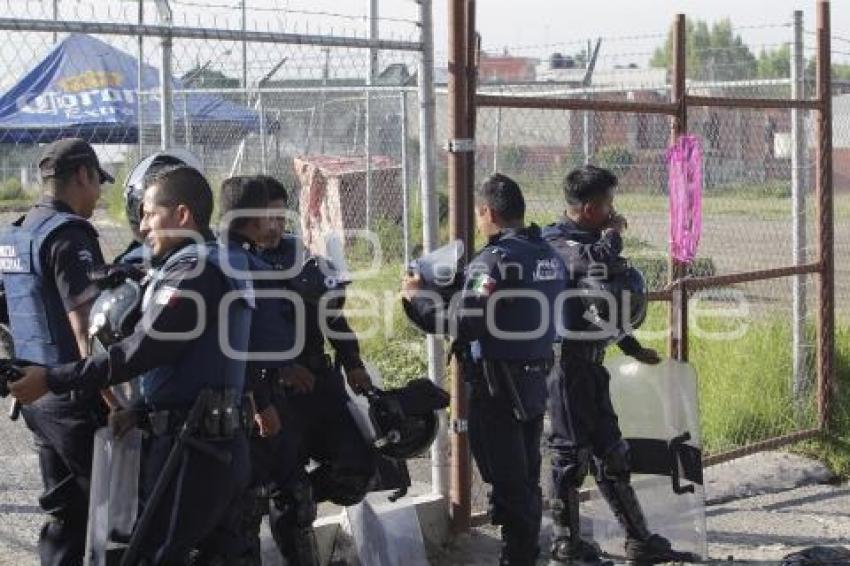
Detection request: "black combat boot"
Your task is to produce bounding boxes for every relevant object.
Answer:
[596,477,697,565]
[549,490,611,565]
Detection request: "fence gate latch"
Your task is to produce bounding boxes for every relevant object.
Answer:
[447,138,475,153]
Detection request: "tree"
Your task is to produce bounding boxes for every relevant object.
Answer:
[650,18,757,81]
[653,18,850,83]
[756,44,790,79]
[804,58,850,82]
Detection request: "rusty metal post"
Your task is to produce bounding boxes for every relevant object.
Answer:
[447,0,472,533]
[816,0,834,431]
[669,13,689,361]
[465,3,478,244]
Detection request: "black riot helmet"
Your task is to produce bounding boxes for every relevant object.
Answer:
[88,265,146,350]
[577,263,648,337]
[123,149,203,235]
[365,379,450,460]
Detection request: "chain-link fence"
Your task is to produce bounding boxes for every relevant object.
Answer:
[0,0,847,557]
[0,1,441,561]
[459,11,844,515]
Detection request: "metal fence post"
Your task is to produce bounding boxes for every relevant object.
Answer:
[447,0,473,533]
[183,92,190,148]
[365,0,379,231]
[155,0,173,150]
[416,0,447,499]
[791,9,808,406]
[259,91,267,174]
[815,0,834,431]
[669,13,688,362]
[137,0,144,156]
[493,86,502,172]
[241,0,247,89]
[400,91,410,266]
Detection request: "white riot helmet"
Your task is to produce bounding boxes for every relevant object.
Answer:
[123,149,203,233]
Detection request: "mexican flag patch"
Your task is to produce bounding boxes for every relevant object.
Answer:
[470,273,497,297]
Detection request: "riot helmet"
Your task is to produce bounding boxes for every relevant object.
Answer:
[123,149,203,235]
[364,378,450,460]
[88,264,146,350]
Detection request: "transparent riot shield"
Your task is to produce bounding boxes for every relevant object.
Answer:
[84,427,142,566]
[582,357,707,561]
[343,497,429,566]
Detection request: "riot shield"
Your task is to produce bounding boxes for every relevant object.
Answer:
[343,497,429,566]
[582,357,707,560]
[84,427,142,566]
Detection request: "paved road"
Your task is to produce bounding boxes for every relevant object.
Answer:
[435,483,850,565]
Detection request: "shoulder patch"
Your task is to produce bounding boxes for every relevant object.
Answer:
[470,273,497,297]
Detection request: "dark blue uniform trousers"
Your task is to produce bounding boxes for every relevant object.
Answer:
[469,382,544,562]
[547,353,624,497]
[22,395,101,566]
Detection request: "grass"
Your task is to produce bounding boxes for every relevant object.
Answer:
[792,323,850,477]
[522,181,850,222]
[610,303,818,455]
[342,263,428,389]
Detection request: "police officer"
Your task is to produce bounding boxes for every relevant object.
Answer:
[215,175,296,565]
[402,174,566,566]
[0,137,113,565]
[10,165,253,564]
[543,165,687,565]
[255,175,377,566]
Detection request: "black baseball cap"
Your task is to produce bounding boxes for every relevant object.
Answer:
[38,138,114,184]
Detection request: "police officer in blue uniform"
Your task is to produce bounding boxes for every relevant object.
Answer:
[543,165,688,565]
[215,175,297,565]
[0,137,113,566]
[254,176,376,566]
[402,174,566,566]
[10,165,254,565]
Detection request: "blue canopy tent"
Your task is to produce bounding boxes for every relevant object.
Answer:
[0,33,263,145]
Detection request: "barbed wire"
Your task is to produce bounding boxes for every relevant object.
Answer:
[169,0,419,26]
[481,31,671,56]
[729,22,792,31]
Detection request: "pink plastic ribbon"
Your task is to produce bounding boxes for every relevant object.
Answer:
[667,135,703,264]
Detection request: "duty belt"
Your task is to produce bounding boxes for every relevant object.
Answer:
[560,341,605,365]
[142,391,251,438]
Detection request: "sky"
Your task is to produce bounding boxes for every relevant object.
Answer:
[249,0,850,66]
[2,0,849,86]
[430,0,850,60]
